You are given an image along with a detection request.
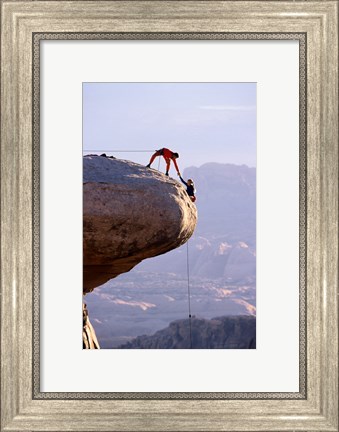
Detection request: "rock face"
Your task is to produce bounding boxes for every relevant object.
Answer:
[119,315,256,349]
[83,303,100,349]
[83,154,197,294]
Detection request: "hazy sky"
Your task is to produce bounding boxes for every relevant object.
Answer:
[83,83,256,171]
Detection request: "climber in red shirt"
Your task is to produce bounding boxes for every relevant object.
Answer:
[146,148,180,177]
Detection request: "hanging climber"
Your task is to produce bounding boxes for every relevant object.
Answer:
[146,148,180,177]
[179,175,196,203]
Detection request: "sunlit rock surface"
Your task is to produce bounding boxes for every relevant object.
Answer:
[83,154,197,293]
[83,303,100,349]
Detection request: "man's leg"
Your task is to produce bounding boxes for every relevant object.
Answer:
[165,158,170,176]
[146,150,160,167]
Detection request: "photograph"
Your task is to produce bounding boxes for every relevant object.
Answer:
[82,82,257,349]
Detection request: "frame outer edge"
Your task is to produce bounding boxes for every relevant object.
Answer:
[1,2,21,430]
[319,2,338,430]
[17,10,34,413]
[1,1,338,432]
[306,9,322,413]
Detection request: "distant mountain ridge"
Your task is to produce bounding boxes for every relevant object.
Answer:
[118,315,256,349]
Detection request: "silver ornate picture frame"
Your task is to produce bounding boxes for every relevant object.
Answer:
[1,1,338,431]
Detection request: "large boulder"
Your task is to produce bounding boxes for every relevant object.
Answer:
[83,155,197,294]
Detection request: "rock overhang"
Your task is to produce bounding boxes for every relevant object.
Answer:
[83,155,197,293]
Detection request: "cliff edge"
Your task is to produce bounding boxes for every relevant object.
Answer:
[83,155,198,293]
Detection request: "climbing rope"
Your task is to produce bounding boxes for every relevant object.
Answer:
[84,149,166,173]
[186,241,193,349]
[83,149,154,152]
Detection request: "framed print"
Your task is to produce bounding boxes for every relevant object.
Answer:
[1,1,338,431]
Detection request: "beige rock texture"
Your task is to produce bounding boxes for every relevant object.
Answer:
[83,154,197,294]
[83,303,100,349]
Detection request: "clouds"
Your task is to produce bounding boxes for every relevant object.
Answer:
[169,104,255,128]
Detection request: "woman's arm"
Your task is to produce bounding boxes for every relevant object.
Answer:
[179,176,187,187]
